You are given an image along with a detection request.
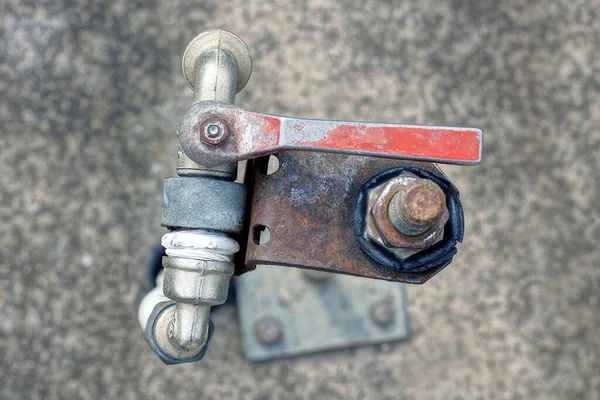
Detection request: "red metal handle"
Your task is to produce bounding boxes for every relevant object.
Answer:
[178,101,483,167]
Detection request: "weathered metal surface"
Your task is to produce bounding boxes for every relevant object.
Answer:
[243,152,453,283]
[197,117,230,146]
[176,147,238,179]
[150,30,249,365]
[176,30,246,179]
[235,266,409,361]
[162,177,246,233]
[161,256,234,352]
[178,101,483,167]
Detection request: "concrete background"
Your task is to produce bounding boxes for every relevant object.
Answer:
[1,0,599,399]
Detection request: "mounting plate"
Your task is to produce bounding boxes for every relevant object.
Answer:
[235,265,410,361]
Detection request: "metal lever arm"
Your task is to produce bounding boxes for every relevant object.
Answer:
[178,101,483,167]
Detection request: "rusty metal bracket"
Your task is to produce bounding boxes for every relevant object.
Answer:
[243,152,459,284]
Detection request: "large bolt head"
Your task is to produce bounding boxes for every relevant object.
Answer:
[388,179,446,236]
[367,173,449,250]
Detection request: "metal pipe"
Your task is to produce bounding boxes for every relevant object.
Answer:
[166,45,240,353]
[161,231,237,357]
[177,48,239,178]
[145,30,252,364]
[170,303,212,351]
[193,48,238,103]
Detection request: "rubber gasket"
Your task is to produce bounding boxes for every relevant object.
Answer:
[354,167,464,273]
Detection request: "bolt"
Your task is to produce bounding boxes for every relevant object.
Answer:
[198,117,229,145]
[254,317,283,345]
[370,301,395,327]
[388,179,446,236]
[205,123,222,138]
[369,173,449,249]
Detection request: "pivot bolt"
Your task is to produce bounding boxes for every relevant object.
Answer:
[198,117,229,145]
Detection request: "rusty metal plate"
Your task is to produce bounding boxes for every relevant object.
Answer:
[235,265,409,361]
[243,152,451,284]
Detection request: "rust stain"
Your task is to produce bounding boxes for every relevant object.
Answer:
[244,152,452,284]
[241,112,281,152]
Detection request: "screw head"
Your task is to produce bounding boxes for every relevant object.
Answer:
[254,317,283,345]
[370,301,395,327]
[197,117,229,145]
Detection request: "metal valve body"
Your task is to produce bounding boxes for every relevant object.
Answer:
[141,29,482,364]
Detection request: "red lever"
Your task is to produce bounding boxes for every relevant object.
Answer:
[178,101,482,167]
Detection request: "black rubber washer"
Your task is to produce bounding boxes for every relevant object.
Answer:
[354,167,464,273]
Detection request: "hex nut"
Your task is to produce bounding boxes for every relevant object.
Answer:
[197,117,230,146]
[367,174,449,250]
